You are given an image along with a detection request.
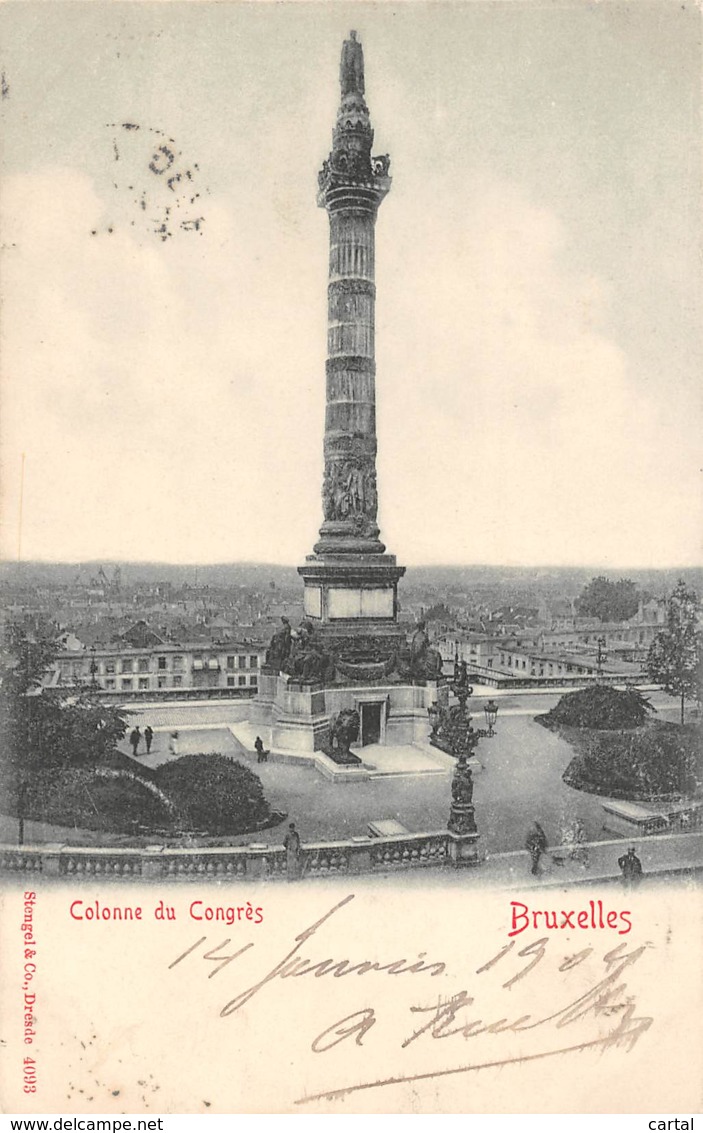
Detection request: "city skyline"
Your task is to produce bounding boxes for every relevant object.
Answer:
[1,3,701,569]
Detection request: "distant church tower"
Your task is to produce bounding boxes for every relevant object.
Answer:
[298,31,405,654]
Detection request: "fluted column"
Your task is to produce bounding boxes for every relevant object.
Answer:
[299,32,405,644]
[314,31,391,556]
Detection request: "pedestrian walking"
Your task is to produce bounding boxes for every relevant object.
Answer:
[525,821,548,876]
[561,817,589,868]
[618,846,643,890]
[144,725,154,754]
[254,736,268,764]
[129,726,141,756]
[284,822,302,881]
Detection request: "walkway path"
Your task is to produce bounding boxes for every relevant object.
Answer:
[339,831,703,892]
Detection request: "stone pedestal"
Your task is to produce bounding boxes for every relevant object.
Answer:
[446,752,483,865]
[314,754,370,782]
[142,845,165,880]
[271,677,330,753]
[248,670,277,727]
[252,675,437,760]
[42,843,66,876]
[299,555,406,659]
[348,836,374,873]
[246,845,269,880]
[447,832,484,868]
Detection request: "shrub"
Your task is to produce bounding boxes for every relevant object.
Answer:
[24,767,173,834]
[562,722,702,800]
[17,755,275,839]
[154,754,271,835]
[538,685,654,731]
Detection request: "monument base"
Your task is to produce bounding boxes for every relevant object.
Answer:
[298,553,406,662]
[252,673,441,758]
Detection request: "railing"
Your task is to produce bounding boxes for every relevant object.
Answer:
[94,687,257,703]
[0,829,474,880]
[369,832,449,869]
[446,662,643,689]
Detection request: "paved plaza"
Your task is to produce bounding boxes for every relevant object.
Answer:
[115,687,687,855]
[2,688,686,855]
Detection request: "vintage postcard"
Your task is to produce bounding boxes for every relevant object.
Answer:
[0,0,702,1117]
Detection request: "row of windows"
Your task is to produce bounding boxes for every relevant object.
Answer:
[499,653,588,677]
[62,653,260,676]
[103,675,259,691]
[102,657,186,675]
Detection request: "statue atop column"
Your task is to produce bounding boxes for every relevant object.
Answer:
[340,30,365,97]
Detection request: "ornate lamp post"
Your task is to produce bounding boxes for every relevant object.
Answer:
[483,699,499,736]
[425,663,488,866]
[596,636,607,681]
[428,669,498,760]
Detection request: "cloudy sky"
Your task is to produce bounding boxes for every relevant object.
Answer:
[1,1,700,568]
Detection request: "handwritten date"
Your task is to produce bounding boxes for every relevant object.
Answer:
[167,893,654,1105]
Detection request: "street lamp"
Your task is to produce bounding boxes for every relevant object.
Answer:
[483,699,499,736]
[89,645,98,691]
[596,636,607,680]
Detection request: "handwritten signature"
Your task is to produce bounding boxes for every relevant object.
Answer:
[167,893,654,1105]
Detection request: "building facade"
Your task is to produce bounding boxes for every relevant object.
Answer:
[47,641,265,699]
[440,631,644,687]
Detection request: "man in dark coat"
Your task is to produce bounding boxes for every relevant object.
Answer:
[525,822,548,875]
[284,822,302,881]
[254,736,268,764]
[144,725,154,754]
[618,847,643,889]
[129,726,141,756]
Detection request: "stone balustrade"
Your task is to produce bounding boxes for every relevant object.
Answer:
[0,829,480,880]
[456,663,642,690]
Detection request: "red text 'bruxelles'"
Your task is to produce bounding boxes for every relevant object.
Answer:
[509,899,632,937]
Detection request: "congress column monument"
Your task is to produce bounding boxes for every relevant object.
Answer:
[298,31,406,656]
[253,32,445,759]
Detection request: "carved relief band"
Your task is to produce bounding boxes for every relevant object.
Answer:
[322,459,378,523]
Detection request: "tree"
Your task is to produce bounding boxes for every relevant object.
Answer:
[0,621,127,843]
[577,576,640,623]
[646,580,703,724]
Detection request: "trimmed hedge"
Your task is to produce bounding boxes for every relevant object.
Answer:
[24,767,173,835]
[154,754,272,835]
[562,722,702,801]
[537,685,654,731]
[21,754,276,838]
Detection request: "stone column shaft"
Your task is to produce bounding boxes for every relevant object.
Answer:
[299,31,405,648]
